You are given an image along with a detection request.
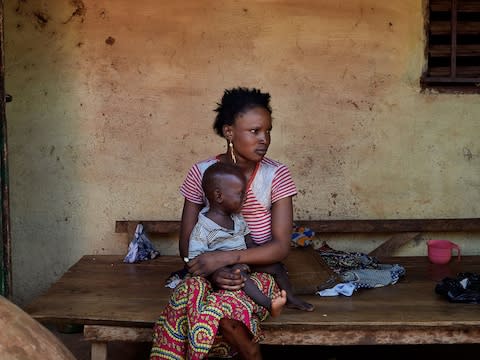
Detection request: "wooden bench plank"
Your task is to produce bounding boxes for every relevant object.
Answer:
[84,324,480,346]
[116,220,181,235]
[84,325,152,342]
[115,218,480,234]
[261,325,480,345]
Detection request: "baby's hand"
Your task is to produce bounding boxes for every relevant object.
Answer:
[211,266,245,291]
[231,263,250,273]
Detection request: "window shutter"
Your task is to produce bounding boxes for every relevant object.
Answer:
[423,0,480,89]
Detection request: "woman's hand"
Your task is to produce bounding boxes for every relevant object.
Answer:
[210,266,245,291]
[187,251,234,277]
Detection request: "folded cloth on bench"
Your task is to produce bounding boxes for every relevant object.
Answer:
[341,264,405,289]
[315,242,405,296]
[317,283,356,297]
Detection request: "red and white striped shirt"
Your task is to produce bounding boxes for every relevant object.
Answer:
[180,156,297,245]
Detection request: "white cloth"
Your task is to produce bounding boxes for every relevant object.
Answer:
[317,282,356,297]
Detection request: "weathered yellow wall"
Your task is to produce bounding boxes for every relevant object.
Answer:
[5,0,480,304]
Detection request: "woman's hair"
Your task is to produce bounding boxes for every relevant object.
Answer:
[202,162,246,202]
[213,87,272,137]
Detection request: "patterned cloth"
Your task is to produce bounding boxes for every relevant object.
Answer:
[150,274,278,360]
[316,242,379,273]
[123,224,160,263]
[341,264,405,289]
[315,241,405,295]
[291,223,315,247]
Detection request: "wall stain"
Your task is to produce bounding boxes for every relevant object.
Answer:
[347,99,359,110]
[15,0,49,28]
[105,36,116,45]
[63,0,86,24]
[99,9,107,19]
[463,147,473,161]
[330,193,338,206]
[14,0,26,14]
[15,0,86,30]
[33,11,49,28]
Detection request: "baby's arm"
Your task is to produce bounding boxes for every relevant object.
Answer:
[244,234,257,249]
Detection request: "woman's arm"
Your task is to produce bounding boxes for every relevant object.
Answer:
[188,196,293,276]
[178,199,203,258]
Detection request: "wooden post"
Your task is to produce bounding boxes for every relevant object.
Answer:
[0,0,12,299]
[90,342,107,360]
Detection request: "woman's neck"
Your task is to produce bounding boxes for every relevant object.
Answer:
[219,152,258,178]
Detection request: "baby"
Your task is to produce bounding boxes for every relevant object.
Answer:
[187,162,311,315]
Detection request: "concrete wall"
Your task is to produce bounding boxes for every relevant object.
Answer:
[5,0,480,305]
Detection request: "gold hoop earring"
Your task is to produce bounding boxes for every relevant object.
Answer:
[229,140,237,164]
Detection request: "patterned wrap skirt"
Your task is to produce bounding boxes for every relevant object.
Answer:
[150,273,278,360]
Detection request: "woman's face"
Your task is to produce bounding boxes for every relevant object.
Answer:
[230,106,272,163]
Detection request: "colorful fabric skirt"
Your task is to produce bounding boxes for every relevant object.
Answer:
[150,273,278,360]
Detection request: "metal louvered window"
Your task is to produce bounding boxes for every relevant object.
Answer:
[422,0,480,92]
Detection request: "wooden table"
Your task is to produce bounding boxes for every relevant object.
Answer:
[25,255,480,360]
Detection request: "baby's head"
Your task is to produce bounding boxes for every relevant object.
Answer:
[202,162,247,214]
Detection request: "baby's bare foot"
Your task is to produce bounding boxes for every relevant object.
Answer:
[270,290,287,317]
[286,296,315,312]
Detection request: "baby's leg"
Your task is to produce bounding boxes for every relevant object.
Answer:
[252,263,315,312]
[243,275,286,317]
[232,264,286,317]
[242,273,271,310]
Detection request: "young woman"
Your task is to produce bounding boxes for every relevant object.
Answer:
[150,87,314,360]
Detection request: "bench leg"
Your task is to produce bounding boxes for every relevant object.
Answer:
[91,342,107,360]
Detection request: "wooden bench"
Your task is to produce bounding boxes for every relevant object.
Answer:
[116,218,480,257]
[25,218,480,360]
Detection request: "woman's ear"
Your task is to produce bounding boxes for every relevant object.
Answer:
[222,125,233,140]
